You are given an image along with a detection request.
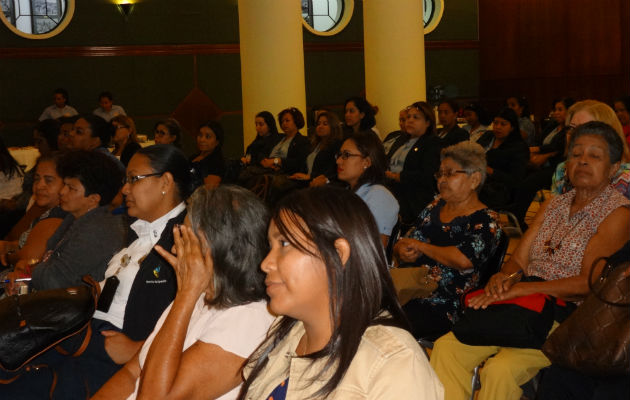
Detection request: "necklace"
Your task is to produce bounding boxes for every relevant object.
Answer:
[543,212,588,256]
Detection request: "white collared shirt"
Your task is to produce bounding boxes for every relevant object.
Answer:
[93,202,186,328]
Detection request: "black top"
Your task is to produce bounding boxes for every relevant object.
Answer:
[273,133,310,175]
[438,125,469,148]
[309,139,342,180]
[245,132,282,165]
[121,210,186,341]
[480,139,529,209]
[538,126,569,169]
[191,149,225,188]
[120,142,142,167]
[389,133,443,223]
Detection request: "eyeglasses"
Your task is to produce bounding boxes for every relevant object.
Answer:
[434,169,468,179]
[335,150,363,160]
[123,172,163,185]
[115,125,129,130]
[154,129,169,136]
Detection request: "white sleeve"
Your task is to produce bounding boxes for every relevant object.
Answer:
[199,302,273,359]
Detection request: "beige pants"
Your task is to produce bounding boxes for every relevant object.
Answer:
[430,331,553,400]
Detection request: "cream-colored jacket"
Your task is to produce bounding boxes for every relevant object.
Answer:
[242,319,444,399]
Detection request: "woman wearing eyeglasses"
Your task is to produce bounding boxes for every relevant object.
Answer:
[336,132,399,247]
[0,145,194,399]
[385,101,442,224]
[393,142,503,341]
[111,115,141,167]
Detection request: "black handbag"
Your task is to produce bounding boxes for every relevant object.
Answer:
[0,276,98,371]
[452,277,574,349]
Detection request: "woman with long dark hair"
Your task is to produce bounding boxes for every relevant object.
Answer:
[343,96,377,137]
[238,186,443,399]
[241,111,281,166]
[289,111,343,186]
[478,107,529,210]
[336,132,399,246]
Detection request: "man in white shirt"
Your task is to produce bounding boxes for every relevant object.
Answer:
[39,88,78,121]
[93,91,126,122]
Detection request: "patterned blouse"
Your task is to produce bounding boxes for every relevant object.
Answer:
[528,185,630,281]
[407,196,502,322]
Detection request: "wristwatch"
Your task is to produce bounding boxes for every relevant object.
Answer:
[273,157,280,166]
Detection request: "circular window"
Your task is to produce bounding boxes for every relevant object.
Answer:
[301,0,353,36]
[423,0,444,34]
[0,0,74,39]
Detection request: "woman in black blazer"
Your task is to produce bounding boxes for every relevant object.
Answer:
[386,101,442,224]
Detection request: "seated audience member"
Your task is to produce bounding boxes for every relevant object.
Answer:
[153,118,182,146]
[190,121,226,189]
[259,107,310,176]
[39,88,78,121]
[0,137,25,238]
[238,186,444,399]
[437,100,469,147]
[478,107,529,210]
[0,145,193,399]
[93,91,126,122]
[431,121,630,400]
[241,111,281,166]
[463,102,491,144]
[383,108,408,155]
[510,98,575,228]
[289,111,343,187]
[306,105,329,140]
[0,153,67,267]
[0,136,24,203]
[551,100,630,199]
[6,150,126,291]
[56,116,77,150]
[395,142,502,340]
[33,118,61,156]
[95,185,274,400]
[506,96,536,145]
[613,95,630,146]
[538,241,630,400]
[111,115,141,167]
[343,96,378,138]
[69,114,125,171]
[337,132,399,246]
[386,101,442,224]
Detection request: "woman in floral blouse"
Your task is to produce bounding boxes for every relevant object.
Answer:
[394,141,502,340]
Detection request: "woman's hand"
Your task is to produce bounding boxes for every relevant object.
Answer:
[484,270,522,298]
[289,172,310,181]
[240,156,249,165]
[309,175,328,187]
[394,238,423,263]
[385,171,401,182]
[468,282,530,309]
[260,158,275,169]
[0,240,17,266]
[155,224,213,299]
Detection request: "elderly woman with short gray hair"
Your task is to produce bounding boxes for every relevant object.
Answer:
[394,141,503,340]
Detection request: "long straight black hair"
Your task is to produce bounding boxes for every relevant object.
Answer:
[0,136,22,178]
[238,186,408,399]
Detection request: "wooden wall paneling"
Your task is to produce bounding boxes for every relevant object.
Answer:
[479,0,630,121]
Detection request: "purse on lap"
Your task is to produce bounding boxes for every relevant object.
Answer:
[542,258,630,376]
[390,265,438,306]
[0,276,98,372]
[452,277,573,349]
